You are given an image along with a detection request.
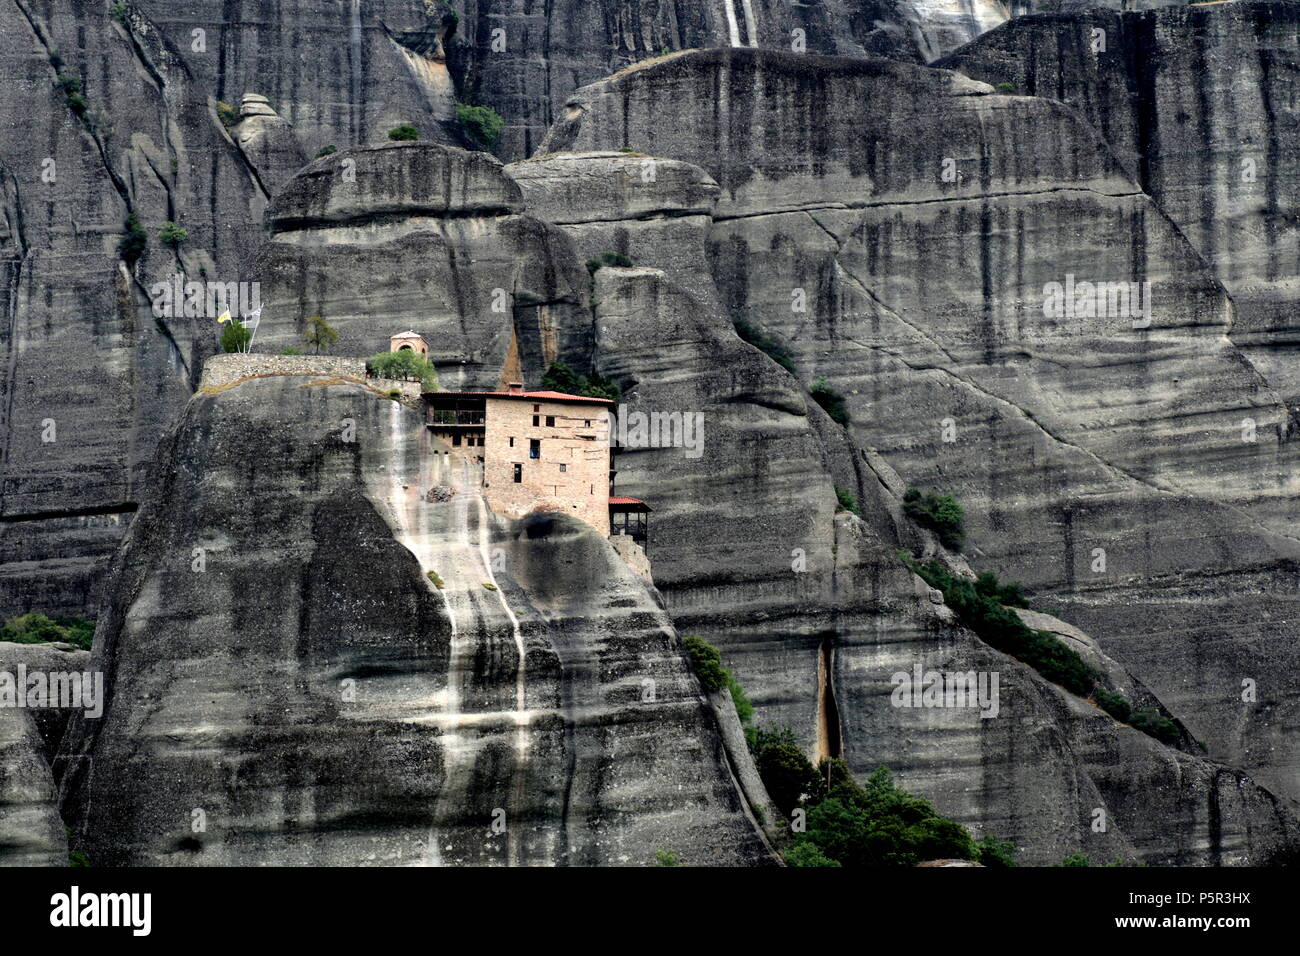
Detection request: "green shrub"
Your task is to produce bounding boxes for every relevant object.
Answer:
[215,100,239,128]
[455,103,503,151]
[1130,710,1180,745]
[540,361,621,403]
[834,484,860,517]
[996,82,1015,94]
[727,673,753,724]
[755,740,821,817]
[784,842,842,867]
[281,347,302,355]
[220,319,251,353]
[61,70,88,117]
[975,836,1018,867]
[734,319,797,374]
[111,1,129,23]
[426,571,445,589]
[388,389,403,400]
[904,556,1097,697]
[585,251,634,275]
[367,350,439,390]
[1093,688,1132,724]
[653,849,681,867]
[314,144,338,158]
[681,635,727,692]
[388,124,420,141]
[791,765,976,867]
[902,487,965,551]
[973,570,1028,607]
[118,213,147,264]
[1059,852,1091,867]
[302,315,339,354]
[482,582,497,591]
[0,613,95,651]
[809,377,849,426]
[159,222,189,246]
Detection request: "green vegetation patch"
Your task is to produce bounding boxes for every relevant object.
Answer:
[902,487,965,550]
[734,319,796,374]
[1,613,94,651]
[455,104,503,151]
[540,361,620,403]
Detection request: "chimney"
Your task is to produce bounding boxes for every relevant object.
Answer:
[507,382,524,395]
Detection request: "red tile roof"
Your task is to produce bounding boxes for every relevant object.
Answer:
[422,388,615,406]
[609,496,650,510]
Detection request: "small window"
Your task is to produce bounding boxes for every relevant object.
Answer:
[452,433,461,447]
[584,420,591,428]
[559,464,567,473]
[533,404,539,412]
[530,439,541,460]
[508,436,515,448]
[513,463,522,483]
[545,415,555,427]
[532,415,539,427]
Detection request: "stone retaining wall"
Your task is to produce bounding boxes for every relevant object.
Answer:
[198,353,422,400]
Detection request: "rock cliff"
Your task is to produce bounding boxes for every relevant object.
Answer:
[939,1,1300,402]
[0,641,89,866]
[0,1,1296,868]
[530,46,1300,837]
[54,360,773,865]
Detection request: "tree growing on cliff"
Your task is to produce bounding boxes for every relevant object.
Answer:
[902,488,964,550]
[367,351,438,390]
[388,124,420,141]
[302,315,338,354]
[540,361,621,402]
[456,103,503,151]
[118,213,148,264]
[220,319,251,353]
[159,222,189,246]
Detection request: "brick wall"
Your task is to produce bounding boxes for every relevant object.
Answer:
[482,396,611,534]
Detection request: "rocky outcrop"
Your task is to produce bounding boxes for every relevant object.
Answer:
[534,47,1300,819]
[447,0,926,160]
[507,150,725,316]
[256,143,591,386]
[53,365,772,865]
[0,641,90,867]
[939,1,1300,402]
[229,95,310,196]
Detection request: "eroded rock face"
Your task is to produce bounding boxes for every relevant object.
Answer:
[132,0,464,153]
[256,143,591,386]
[231,95,310,196]
[54,366,771,865]
[939,1,1300,402]
[0,642,90,867]
[585,262,1298,865]
[448,0,925,160]
[533,47,1300,820]
[507,151,725,316]
[0,0,274,617]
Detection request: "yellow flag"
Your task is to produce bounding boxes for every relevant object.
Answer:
[216,310,231,324]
